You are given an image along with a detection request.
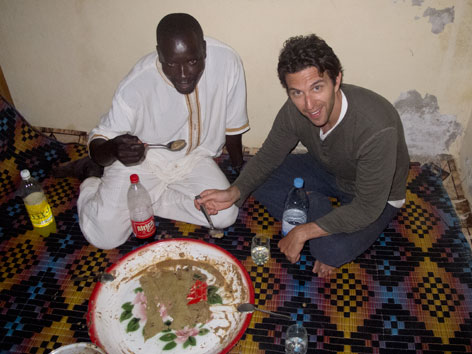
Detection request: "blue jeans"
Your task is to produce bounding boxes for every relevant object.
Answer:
[252,154,399,267]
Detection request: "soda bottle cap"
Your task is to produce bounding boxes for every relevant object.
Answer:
[21,169,31,180]
[294,177,304,188]
[130,174,139,184]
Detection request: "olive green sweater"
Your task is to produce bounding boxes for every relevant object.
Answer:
[233,84,410,234]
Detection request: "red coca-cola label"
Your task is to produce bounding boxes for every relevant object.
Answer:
[131,217,156,239]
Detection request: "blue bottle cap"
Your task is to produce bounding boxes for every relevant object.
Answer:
[294,177,304,188]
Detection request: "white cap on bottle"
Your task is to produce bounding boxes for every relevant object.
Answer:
[21,169,31,180]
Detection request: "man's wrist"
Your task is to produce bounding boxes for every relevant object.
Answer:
[304,222,328,241]
[229,185,241,204]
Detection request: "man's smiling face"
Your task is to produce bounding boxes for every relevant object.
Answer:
[285,67,342,133]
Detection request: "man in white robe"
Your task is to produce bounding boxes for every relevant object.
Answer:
[77,13,249,249]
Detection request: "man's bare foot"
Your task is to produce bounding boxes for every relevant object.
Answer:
[312,260,336,278]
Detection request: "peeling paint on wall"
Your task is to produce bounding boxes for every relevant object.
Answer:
[423,7,455,34]
[411,0,424,7]
[466,157,472,197]
[394,90,462,157]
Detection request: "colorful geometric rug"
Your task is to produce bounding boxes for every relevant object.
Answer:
[1,95,472,353]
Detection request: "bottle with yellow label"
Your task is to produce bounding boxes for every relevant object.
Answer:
[19,169,57,237]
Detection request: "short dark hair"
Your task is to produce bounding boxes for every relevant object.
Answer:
[156,13,204,45]
[277,34,343,89]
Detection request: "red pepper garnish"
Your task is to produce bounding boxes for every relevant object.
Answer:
[187,279,208,305]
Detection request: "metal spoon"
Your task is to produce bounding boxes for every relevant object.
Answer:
[147,139,187,151]
[72,272,115,283]
[237,303,291,320]
[195,195,225,238]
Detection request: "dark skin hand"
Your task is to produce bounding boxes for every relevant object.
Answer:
[90,134,146,167]
[90,133,243,169]
[225,134,244,173]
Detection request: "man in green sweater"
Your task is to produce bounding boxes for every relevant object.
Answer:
[196,34,410,277]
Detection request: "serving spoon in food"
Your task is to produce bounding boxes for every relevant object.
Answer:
[72,272,115,283]
[147,139,187,151]
[237,303,291,320]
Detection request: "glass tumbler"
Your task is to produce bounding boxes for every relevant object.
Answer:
[285,323,308,354]
[251,235,270,266]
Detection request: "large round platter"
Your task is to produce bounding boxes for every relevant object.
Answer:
[88,239,254,353]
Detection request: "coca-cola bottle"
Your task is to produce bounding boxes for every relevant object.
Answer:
[127,174,156,239]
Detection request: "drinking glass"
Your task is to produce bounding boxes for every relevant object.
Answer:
[251,235,270,266]
[285,323,308,354]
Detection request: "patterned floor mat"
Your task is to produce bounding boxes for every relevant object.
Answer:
[1,96,472,353]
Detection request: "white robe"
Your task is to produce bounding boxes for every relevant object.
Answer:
[78,37,249,249]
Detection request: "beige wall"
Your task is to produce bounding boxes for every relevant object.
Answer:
[1,0,471,198]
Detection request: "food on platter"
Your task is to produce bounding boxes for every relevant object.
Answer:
[88,240,253,353]
[135,259,226,340]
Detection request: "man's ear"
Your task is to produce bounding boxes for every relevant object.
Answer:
[335,72,342,91]
[202,40,207,59]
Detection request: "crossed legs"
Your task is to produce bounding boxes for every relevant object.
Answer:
[253,153,399,277]
[78,157,238,249]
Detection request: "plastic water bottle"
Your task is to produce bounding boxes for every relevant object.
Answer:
[127,174,156,239]
[18,169,57,237]
[282,177,308,236]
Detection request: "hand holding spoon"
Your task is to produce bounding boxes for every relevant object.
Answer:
[147,139,187,151]
[195,195,225,238]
